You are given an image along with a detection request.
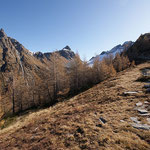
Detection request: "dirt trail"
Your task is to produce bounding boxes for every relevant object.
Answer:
[0,63,150,150]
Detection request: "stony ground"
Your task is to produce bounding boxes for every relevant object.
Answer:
[0,63,150,150]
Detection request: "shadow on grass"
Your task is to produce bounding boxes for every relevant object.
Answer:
[0,115,17,129]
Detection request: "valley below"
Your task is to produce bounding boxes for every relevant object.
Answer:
[0,63,150,150]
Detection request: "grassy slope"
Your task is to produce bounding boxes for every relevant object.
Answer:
[0,63,150,150]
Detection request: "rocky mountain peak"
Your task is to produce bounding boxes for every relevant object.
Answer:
[100,51,107,55]
[125,33,150,63]
[0,28,7,39]
[34,45,75,61]
[62,45,71,51]
[34,51,44,58]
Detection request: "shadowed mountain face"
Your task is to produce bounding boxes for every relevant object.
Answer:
[0,29,40,73]
[125,33,150,63]
[0,29,75,117]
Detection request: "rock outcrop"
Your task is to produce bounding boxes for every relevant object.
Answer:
[125,33,150,63]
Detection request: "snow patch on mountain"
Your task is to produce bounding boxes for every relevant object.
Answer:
[88,41,134,65]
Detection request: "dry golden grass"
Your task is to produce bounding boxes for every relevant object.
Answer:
[0,63,150,149]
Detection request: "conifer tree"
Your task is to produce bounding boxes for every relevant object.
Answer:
[50,52,67,101]
[68,53,83,93]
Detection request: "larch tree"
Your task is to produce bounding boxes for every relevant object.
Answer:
[68,53,83,93]
[50,52,67,102]
[121,55,130,70]
[113,53,122,72]
[92,56,101,83]
[82,60,92,87]
[102,55,116,78]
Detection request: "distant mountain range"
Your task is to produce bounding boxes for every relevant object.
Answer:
[88,41,134,65]
[89,32,150,65]
[34,45,75,65]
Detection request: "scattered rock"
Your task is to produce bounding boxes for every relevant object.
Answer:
[131,123,150,130]
[137,109,148,114]
[99,117,107,124]
[145,81,150,84]
[34,127,38,132]
[136,102,143,107]
[125,91,138,94]
[136,104,148,110]
[120,120,125,123]
[143,85,150,88]
[96,124,102,127]
[76,127,84,134]
[123,91,138,96]
[139,113,150,116]
[146,88,150,93]
[147,118,150,124]
[144,101,149,104]
[130,117,140,124]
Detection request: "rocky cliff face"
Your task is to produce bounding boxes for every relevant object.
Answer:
[1,32,37,73]
[0,29,50,117]
[0,29,75,117]
[125,33,150,63]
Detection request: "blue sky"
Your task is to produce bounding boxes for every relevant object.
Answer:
[0,0,150,60]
